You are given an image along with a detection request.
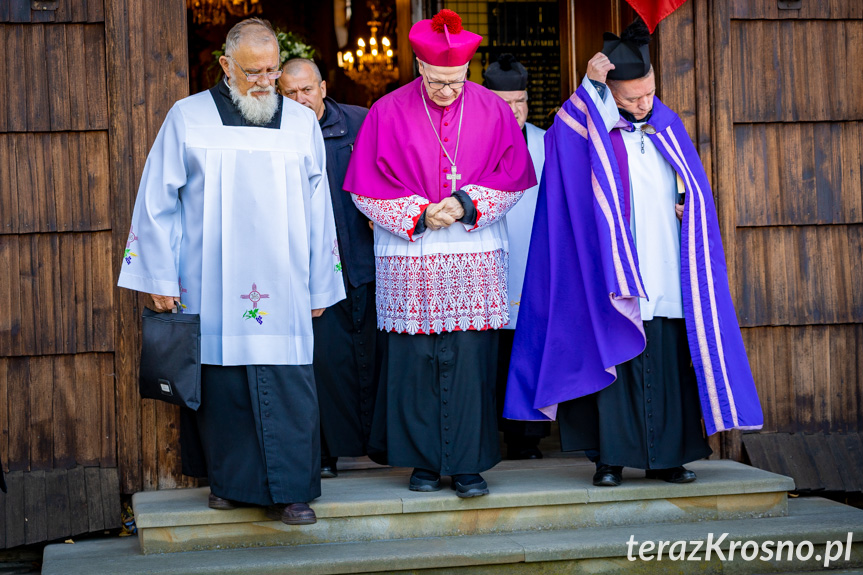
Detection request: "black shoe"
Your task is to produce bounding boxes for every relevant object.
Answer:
[409,468,442,492]
[321,457,338,479]
[507,445,543,460]
[645,466,696,484]
[451,474,489,498]
[592,464,623,487]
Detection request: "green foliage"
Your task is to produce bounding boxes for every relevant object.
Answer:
[275,30,316,64]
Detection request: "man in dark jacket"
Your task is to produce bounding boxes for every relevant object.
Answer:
[278,59,378,478]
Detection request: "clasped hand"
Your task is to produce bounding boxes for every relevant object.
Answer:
[424,196,465,231]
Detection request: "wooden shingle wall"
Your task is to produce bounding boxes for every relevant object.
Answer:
[0,0,190,548]
[656,0,863,459]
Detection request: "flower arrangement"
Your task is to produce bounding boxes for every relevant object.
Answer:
[212,29,316,67]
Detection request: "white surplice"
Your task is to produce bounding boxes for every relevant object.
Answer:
[118,92,346,366]
[503,121,546,330]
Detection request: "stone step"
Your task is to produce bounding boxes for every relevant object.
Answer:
[42,497,863,575]
[132,459,793,554]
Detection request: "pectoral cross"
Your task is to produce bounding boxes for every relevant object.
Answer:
[446,165,462,188]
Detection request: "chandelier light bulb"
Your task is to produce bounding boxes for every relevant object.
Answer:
[370,37,377,46]
[386,49,393,57]
[358,38,366,47]
[382,37,390,47]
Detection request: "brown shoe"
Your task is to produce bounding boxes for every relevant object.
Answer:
[281,502,317,525]
[208,493,238,510]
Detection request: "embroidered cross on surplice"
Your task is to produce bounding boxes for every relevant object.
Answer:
[241,283,270,325]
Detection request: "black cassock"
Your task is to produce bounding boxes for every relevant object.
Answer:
[182,365,321,505]
[312,98,381,460]
[177,83,320,505]
[369,330,501,475]
[313,282,381,458]
[557,318,712,469]
[496,329,550,447]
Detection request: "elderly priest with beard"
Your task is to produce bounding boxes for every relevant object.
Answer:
[117,18,345,525]
[344,10,536,498]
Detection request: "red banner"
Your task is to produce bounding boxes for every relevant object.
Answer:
[624,0,689,33]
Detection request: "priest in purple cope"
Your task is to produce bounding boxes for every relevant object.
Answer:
[344,9,536,498]
[503,19,763,488]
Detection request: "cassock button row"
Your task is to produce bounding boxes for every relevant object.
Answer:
[647,398,652,403]
[445,440,450,444]
[444,137,449,142]
[445,426,449,431]
[646,368,651,374]
[262,390,268,395]
[443,374,448,378]
[443,361,450,366]
[651,457,655,462]
[650,443,654,448]
[441,348,447,353]
[264,412,270,417]
[264,400,269,406]
[262,378,268,383]
[261,367,267,371]
[443,387,448,392]
[444,413,449,418]
[443,400,448,405]
[649,427,654,432]
[444,122,449,126]
[647,384,651,388]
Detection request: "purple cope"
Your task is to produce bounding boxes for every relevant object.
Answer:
[503,86,763,436]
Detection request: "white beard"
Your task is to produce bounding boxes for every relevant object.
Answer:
[228,78,279,126]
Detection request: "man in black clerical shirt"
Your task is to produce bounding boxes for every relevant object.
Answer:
[278,59,379,479]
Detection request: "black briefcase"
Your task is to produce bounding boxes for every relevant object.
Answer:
[139,306,202,410]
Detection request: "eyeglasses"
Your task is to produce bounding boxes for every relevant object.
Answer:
[426,78,466,91]
[229,55,282,82]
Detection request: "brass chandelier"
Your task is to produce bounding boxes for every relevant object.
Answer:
[337,3,398,106]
